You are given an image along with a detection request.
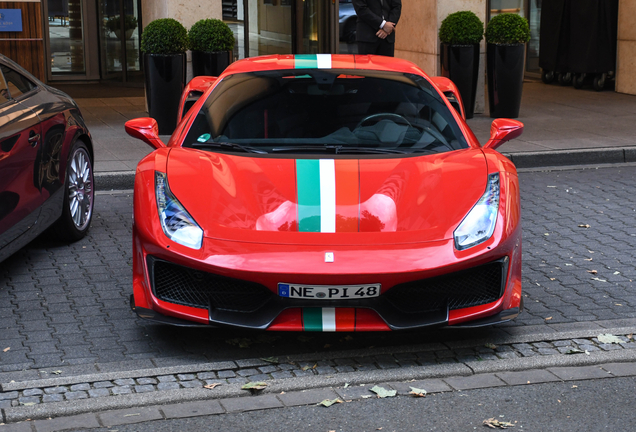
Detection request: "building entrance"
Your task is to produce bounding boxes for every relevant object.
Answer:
[45,0,142,83]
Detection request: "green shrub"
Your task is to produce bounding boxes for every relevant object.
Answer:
[485,13,531,45]
[189,19,235,52]
[105,15,138,33]
[140,18,188,54]
[439,11,484,45]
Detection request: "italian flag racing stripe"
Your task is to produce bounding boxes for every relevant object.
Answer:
[295,54,332,69]
[303,308,355,332]
[296,159,360,232]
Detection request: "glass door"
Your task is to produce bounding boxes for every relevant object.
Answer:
[47,0,86,75]
[98,0,142,83]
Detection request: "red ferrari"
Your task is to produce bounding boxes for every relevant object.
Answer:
[125,54,523,331]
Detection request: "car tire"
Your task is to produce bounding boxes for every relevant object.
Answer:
[51,140,94,242]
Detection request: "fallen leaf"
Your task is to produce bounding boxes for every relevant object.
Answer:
[51,370,62,375]
[565,348,585,354]
[628,334,633,340]
[370,385,396,398]
[578,224,591,228]
[226,338,252,348]
[260,357,279,364]
[2,347,9,352]
[591,277,607,282]
[484,343,497,350]
[545,317,552,321]
[123,413,141,417]
[584,258,593,261]
[549,278,556,281]
[204,383,221,390]
[361,395,373,399]
[344,383,350,388]
[483,418,515,429]
[544,233,549,236]
[587,270,598,274]
[20,402,36,406]
[318,398,343,407]
[614,271,621,275]
[572,385,578,388]
[616,304,623,306]
[598,334,623,344]
[409,387,427,397]
[241,381,267,391]
[301,364,316,371]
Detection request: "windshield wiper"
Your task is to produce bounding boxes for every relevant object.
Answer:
[271,145,408,154]
[191,141,268,154]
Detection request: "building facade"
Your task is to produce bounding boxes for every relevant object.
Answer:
[1,0,634,97]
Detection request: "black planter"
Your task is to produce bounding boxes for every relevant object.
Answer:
[144,53,186,135]
[191,51,231,77]
[487,43,526,118]
[440,43,480,119]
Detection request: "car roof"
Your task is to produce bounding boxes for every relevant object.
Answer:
[222,54,430,78]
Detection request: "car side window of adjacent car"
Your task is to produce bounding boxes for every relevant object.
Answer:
[0,70,11,105]
[0,65,36,101]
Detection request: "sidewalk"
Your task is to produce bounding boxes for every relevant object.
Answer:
[76,81,636,190]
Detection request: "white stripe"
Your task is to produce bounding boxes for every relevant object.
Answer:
[322,308,336,332]
[316,54,332,69]
[319,159,336,233]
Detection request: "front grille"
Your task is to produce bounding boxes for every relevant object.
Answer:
[383,261,505,314]
[150,258,274,312]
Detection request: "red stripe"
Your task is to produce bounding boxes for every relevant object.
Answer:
[335,308,355,331]
[335,159,359,232]
[267,309,303,331]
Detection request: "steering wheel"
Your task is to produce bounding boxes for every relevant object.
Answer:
[354,113,412,130]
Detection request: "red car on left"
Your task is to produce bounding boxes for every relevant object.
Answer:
[0,54,94,263]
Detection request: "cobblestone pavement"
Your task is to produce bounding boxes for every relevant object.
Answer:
[1,165,635,381]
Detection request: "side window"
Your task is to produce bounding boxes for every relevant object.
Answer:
[0,65,36,100]
[0,71,10,105]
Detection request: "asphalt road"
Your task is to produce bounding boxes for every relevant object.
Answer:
[87,376,636,432]
[1,165,635,377]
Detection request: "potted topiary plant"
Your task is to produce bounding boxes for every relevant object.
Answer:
[189,19,235,77]
[140,18,188,134]
[439,11,484,119]
[485,13,531,118]
[105,15,138,40]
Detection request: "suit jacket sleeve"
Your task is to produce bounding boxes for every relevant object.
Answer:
[352,0,383,30]
[388,0,402,24]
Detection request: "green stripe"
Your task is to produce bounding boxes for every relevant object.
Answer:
[296,159,321,232]
[295,54,318,69]
[303,308,323,331]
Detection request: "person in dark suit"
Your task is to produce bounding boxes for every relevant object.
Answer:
[352,0,402,56]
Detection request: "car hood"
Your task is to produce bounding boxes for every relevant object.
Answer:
[166,149,488,245]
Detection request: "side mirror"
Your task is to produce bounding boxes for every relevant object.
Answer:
[125,118,166,150]
[483,119,524,150]
[430,76,466,120]
[177,76,218,123]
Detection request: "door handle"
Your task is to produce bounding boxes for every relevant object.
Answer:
[28,132,40,147]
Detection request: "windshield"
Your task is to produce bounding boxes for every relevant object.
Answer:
[183,69,468,155]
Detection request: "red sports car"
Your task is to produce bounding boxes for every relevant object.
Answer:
[125,54,523,331]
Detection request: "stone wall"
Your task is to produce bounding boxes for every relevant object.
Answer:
[616,0,636,95]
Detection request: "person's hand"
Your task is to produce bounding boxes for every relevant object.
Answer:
[376,29,388,39]
[383,22,395,35]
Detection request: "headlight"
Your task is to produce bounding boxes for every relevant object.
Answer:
[155,171,203,250]
[454,173,500,251]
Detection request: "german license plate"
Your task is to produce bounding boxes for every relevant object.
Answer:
[278,283,380,299]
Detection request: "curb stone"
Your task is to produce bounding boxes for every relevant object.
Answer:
[2,360,636,430]
[93,147,636,191]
